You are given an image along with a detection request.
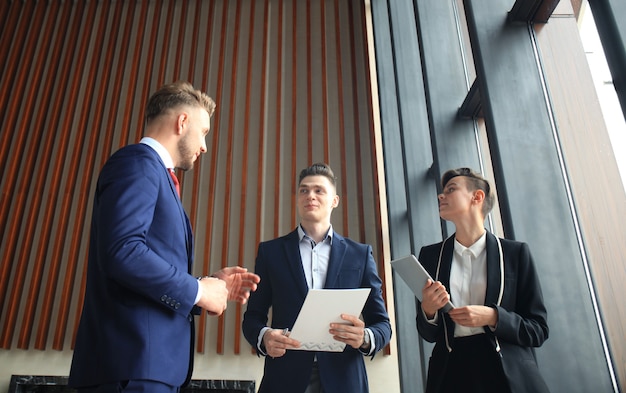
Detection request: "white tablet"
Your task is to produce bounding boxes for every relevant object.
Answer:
[391,254,454,312]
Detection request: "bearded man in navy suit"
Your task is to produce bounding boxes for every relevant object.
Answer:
[242,163,392,393]
[69,81,260,393]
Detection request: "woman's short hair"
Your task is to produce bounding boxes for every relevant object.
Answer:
[441,167,495,216]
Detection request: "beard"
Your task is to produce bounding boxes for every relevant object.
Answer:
[176,135,195,171]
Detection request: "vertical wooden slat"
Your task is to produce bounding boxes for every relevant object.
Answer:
[332,0,350,235]
[187,0,201,80]
[198,0,228,353]
[131,0,164,146]
[306,0,313,164]
[233,0,257,355]
[217,0,242,355]
[171,0,189,81]
[185,0,208,349]
[196,0,217,354]
[186,0,203,237]
[290,0,298,228]
[246,0,271,354]
[347,0,365,242]
[320,0,330,165]
[157,0,176,86]
[272,0,284,239]
[117,1,150,148]
[255,0,270,280]
[157,0,179,187]
[0,1,51,349]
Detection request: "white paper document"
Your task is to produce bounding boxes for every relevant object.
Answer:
[288,288,371,352]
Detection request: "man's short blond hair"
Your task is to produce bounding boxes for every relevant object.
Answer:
[145,81,216,124]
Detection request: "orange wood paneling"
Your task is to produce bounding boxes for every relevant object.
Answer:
[0,0,387,356]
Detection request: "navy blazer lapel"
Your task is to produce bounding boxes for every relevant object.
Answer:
[283,229,309,297]
[323,232,347,288]
[143,145,193,272]
[161,165,193,270]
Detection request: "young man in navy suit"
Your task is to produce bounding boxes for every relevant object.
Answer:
[69,81,260,393]
[417,168,550,393]
[242,163,392,393]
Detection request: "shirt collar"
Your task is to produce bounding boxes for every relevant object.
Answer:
[297,224,334,245]
[140,137,175,169]
[454,230,487,258]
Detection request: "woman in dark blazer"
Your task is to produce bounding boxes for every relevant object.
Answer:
[416,168,550,393]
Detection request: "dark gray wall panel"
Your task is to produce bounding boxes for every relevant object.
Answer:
[371,0,440,391]
[373,0,619,391]
[464,0,614,391]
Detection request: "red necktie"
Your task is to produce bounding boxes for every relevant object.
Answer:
[169,168,180,197]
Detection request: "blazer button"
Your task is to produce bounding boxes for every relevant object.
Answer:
[161,295,167,302]
[175,302,181,309]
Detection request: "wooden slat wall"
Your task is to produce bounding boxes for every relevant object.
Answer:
[0,0,388,355]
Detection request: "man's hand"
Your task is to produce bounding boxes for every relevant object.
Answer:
[262,329,301,358]
[421,279,451,318]
[196,277,228,316]
[329,314,366,350]
[211,266,261,304]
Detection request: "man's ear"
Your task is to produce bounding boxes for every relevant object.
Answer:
[332,194,340,208]
[176,113,188,135]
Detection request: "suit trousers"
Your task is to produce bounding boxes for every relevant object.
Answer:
[304,363,324,393]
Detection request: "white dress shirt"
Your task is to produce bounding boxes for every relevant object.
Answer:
[450,231,487,337]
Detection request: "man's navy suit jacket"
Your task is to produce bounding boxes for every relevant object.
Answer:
[69,144,200,388]
[242,229,392,393]
[416,232,550,393]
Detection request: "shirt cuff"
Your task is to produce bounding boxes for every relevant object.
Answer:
[421,306,439,325]
[193,278,202,305]
[257,327,271,355]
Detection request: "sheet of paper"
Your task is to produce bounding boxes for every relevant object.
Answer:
[288,288,371,352]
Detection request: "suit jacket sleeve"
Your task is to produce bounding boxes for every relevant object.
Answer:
[359,245,392,356]
[242,242,273,352]
[415,244,446,343]
[491,241,549,348]
[95,148,198,317]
